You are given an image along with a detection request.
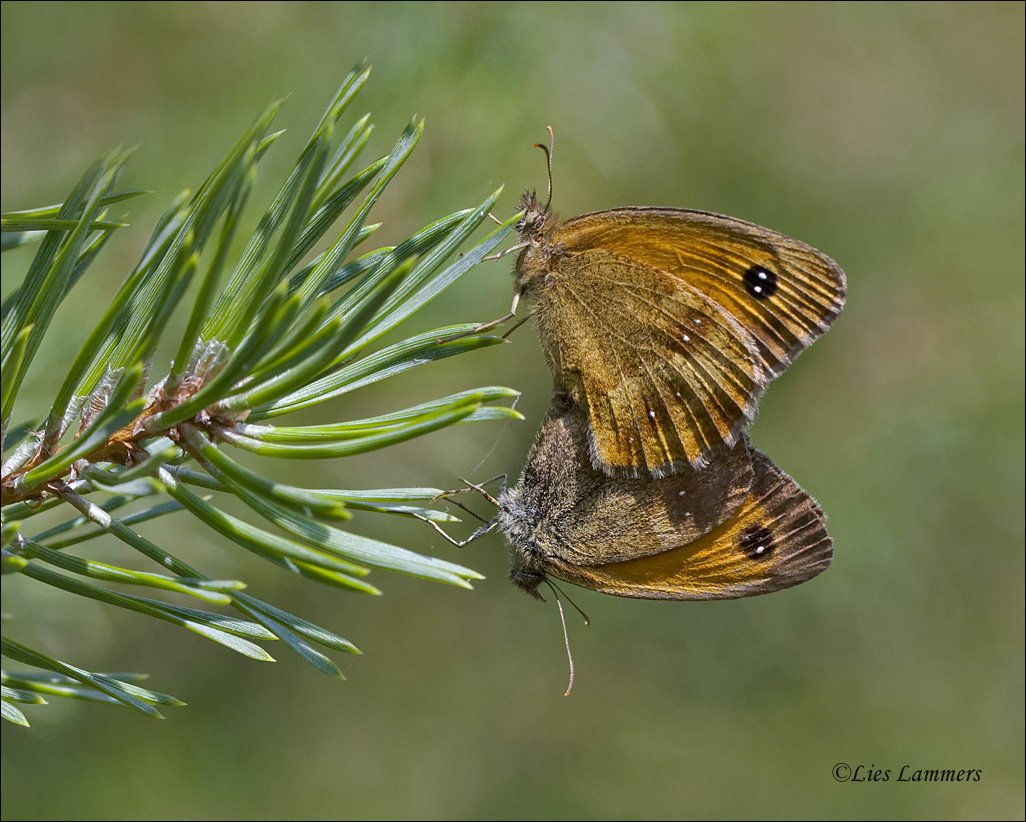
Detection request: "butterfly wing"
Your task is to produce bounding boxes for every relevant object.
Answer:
[499,410,755,563]
[543,448,833,600]
[535,247,767,476]
[558,208,847,378]
[499,409,756,596]
[531,207,845,475]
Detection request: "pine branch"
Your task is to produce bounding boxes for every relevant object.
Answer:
[0,64,520,724]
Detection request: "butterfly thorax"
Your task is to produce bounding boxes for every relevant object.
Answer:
[513,190,566,299]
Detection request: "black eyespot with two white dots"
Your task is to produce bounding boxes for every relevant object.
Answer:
[743,265,778,299]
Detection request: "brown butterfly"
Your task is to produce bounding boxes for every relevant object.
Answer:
[496,402,832,601]
[502,136,846,478]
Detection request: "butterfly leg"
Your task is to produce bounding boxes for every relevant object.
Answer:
[426,475,509,545]
[455,474,507,506]
[422,514,499,548]
[437,293,525,344]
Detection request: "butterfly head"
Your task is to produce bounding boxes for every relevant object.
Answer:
[516,189,560,244]
[497,480,555,600]
[509,565,548,600]
[513,189,565,298]
[502,528,550,600]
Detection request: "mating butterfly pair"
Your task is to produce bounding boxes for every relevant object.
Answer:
[493,179,845,602]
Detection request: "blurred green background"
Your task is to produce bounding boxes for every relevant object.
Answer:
[2,2,1022,819]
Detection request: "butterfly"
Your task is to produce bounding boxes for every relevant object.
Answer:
[503,138,846,478]
[496,401,832,601]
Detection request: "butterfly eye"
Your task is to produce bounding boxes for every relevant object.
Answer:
[743,265,778,299]
[738,524,776,560]
[510,567,547,599]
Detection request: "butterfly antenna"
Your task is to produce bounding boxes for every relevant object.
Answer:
[534,126,555,212]
[548,578,591,626]
[550,586,576,696]
[542,578,591,696]
[556,596,575,696]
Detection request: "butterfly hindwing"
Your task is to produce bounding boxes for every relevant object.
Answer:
[542,447,833,601]
[498,410,755,567]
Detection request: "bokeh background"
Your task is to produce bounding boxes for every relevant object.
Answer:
[2,2,1023,819]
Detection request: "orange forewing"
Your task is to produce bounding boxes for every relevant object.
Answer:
[512,194,846,477]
